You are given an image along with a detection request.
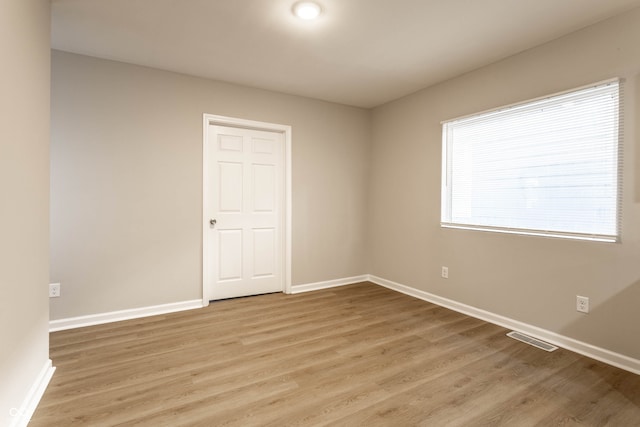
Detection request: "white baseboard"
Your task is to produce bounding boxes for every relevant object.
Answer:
[368,275,640,375]
[291,275,369,294]
[46,275,640,375]
[49,299,205,332]
[9,359,55,427]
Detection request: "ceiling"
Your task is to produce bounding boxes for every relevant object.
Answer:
[51,0,640,108]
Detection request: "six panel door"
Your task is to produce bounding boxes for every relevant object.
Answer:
[206,125,283,300]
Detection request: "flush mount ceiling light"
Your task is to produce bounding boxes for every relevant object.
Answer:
[292,1,322,20]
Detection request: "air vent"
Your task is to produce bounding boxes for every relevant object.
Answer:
[507,331,558,352]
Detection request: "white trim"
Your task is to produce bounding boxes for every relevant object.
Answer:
[368,275,640,375]
[49,300,204,332]
[291,275,369,294]
[441,224,617,243]
[9,359,55,427]
[284,128,292,294]
[441,77,620,124]
[45,275,640,375]
[202,114,292,303]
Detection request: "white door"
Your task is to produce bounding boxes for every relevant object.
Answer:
[205,124,284,300]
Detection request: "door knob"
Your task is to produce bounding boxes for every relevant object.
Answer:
[210,219,217,227]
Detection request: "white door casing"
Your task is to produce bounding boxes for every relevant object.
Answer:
[203,115,291,303]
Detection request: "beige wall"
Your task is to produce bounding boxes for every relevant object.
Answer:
[369,8,640,359]
[51,8,640,363]
[0,0,51,424]
[50,51,371,319]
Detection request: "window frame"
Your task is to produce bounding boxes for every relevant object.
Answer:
[440,79,623,243]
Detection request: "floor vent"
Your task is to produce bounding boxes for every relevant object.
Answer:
[507,331,558,352]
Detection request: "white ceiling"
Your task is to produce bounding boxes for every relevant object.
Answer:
[51,0,640,108]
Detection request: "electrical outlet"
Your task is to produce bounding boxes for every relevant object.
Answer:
[576,295,589,313]
[49,283,61,298]
[441,266,449,279]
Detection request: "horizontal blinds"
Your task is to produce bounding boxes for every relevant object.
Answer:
[441,80,621,242]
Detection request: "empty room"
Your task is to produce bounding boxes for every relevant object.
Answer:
[2,0,640,426]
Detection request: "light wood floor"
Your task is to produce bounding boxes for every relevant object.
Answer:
[31,282,640,426]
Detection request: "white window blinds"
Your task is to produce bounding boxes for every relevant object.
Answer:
[441,80,622,242]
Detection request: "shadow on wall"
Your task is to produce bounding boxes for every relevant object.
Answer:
[559,277,640,362]
[556,279,640,407]
[556,72,639,364]
[635,73,640,203]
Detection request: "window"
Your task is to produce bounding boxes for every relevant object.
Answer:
[441,80,621,242]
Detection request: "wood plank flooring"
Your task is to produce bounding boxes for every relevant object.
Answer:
[31,282,640,426]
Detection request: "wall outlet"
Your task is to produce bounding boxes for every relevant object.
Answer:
[441,266,449,279]
[49,283,61,298]
[576,295,589,313]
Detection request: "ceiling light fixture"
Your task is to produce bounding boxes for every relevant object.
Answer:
[292,1,322,20]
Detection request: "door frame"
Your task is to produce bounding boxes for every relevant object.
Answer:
[202,114,292,306]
